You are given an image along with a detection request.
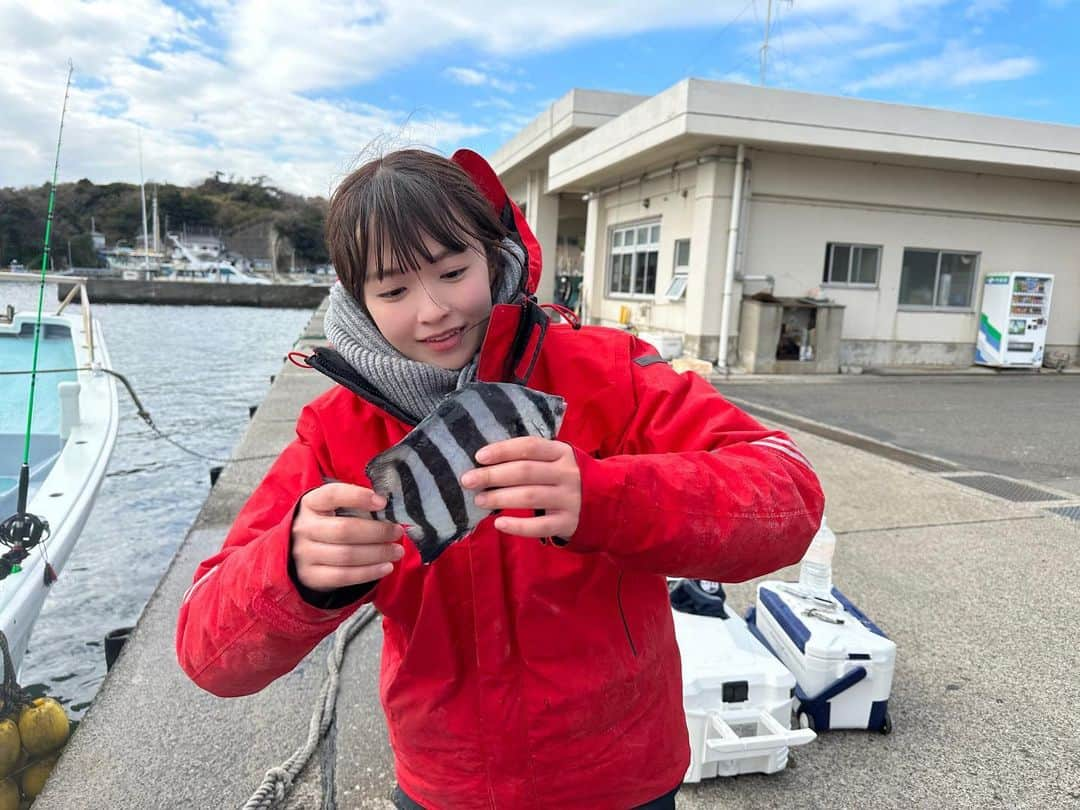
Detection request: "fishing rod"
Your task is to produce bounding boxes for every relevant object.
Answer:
[0,62,74,578]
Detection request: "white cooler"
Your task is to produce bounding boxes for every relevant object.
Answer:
[673,601,815,782]
[747,582,896,734]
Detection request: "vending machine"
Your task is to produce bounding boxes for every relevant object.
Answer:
[975,273,1054,368]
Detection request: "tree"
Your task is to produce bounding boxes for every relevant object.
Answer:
[68,233,100,267]
[275,207,328,266]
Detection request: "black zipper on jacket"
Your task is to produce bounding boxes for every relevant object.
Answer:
[617,571,638,657]
[305,347,419,426]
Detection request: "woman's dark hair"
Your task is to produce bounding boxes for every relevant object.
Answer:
[326,149,510,307]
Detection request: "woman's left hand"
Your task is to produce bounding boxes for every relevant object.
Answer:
[461,437,581,539]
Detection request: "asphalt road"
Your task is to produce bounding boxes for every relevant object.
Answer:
[717,373,1080,495]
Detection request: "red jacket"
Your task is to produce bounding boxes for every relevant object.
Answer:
[175,150,824,809]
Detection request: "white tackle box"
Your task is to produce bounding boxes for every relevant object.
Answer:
[747,581,896,734]
[672,587,815,782]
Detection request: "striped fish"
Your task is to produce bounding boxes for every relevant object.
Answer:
[365,382,567,564]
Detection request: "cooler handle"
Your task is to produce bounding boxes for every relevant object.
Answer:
[697,708,815,761]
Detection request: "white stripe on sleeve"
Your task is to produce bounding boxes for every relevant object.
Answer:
[750,436,814,469]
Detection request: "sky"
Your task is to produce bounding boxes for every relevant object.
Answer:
[1,0,1078,198]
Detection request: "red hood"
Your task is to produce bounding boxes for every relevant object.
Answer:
[451,149,541,297]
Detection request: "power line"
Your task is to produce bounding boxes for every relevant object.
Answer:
[684,0,757,77]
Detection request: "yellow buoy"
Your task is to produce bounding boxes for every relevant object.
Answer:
[17,698,70,757]
[20,755,57,800]
[0,720,18,778]
[0,777,18,810]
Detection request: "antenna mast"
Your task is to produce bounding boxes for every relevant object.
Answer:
[759,0,791,85]
[759,0,774,85]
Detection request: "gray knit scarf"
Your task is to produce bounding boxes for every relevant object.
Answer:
[324,237,526,422]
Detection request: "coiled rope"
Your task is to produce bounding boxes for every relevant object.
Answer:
[241,603,378,810]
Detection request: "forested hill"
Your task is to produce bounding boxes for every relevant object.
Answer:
[0,174,329,268]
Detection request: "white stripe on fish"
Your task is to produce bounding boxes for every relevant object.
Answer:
[365,382,567,563]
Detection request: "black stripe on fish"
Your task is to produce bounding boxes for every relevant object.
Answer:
[396,460,439,555]
[442,395,491,463]
[481,385,528,440]
[522,387,557,437]
[410,429,470,538]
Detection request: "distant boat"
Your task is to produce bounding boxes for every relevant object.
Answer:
[160,264,272,285]
[7,260,28,273]
[0,273,119,674]
[102,245,171,277]
[163,234,271,284]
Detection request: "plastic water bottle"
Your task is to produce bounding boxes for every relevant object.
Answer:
[799,517,836,597]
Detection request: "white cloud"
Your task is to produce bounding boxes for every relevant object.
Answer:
[853,41,916,60]
[0,0,487,196]
[0,0,1050,198]
[706,70,754,85]
[953,55,1039,83]
[4,0,790,196]
[846,44,1039,92]
[444,67,520,93]
[965,0,1010,19]
[446,67,488,86]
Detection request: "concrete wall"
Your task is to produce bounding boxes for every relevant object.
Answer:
[582,156,740,360]
[225,219,280,266]
[58,279,330,308]
[743,149,1080,365]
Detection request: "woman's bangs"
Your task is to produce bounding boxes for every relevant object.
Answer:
[374,176,484,281]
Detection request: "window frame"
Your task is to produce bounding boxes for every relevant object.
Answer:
[822,242,881,288]
[664,274,688,301]
[607,220,661,299]
[663,237,691,301]
[898,247,981,311]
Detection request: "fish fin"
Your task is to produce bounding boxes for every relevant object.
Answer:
[405,524,475,565]
[365,445,410,496]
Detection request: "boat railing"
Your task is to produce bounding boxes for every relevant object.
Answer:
[0,272,95,364]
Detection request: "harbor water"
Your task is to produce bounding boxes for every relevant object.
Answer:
[2,282,313,718]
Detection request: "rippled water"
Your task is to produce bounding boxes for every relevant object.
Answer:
[2,282,313,718]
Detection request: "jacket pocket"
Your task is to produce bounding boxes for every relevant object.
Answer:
[616,571,638,657]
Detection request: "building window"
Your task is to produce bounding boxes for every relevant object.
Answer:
[899,248,979,309]
[664,275,688,301]
[823,243,880,286]
[609,222,660,296]
[663,238,690,300]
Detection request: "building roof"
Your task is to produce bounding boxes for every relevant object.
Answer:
[543,78,1080,192]
[489,88,647,192]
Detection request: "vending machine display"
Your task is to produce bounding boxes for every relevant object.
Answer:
[975,273,1054,367]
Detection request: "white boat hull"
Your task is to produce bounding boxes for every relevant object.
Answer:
[0,313,119,675]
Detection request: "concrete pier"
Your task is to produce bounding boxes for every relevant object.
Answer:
[33,304,1080,809]
[57,277,332,308]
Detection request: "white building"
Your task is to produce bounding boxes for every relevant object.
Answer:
[491,80,1080,369]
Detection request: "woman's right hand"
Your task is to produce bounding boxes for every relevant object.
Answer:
[291,482,405,592]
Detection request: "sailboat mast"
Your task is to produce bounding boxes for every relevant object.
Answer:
[152,186,160,255]
[138,128,150,273]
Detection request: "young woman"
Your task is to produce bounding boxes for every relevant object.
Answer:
[176,148,824,810]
